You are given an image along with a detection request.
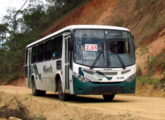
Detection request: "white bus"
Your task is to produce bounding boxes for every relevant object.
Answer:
[25,25,136,101]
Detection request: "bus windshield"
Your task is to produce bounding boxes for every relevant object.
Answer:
[74,29,135,68]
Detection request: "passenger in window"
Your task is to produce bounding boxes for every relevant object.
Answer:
[52,51,56,59]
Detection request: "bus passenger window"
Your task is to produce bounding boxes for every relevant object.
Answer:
[32,46,37,63]
[44,40,52,61]
[52,35,62,59]
[38,43,44,62]
[52,51,56,59]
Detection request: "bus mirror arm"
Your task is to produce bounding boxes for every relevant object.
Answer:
[131,35,136,49]
[131,35,134,41]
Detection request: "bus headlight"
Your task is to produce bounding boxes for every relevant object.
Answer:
[81,77,90,83]
[126,74,136,82]
[77,74,90,83]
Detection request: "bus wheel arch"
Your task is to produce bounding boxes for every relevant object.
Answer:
[55,74,67,101]
[31,75,37,95]
[31,75,46,96]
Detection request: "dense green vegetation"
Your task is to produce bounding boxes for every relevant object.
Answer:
[0,0,88,84]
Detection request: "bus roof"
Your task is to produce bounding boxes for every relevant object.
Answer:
[26,25,130,48]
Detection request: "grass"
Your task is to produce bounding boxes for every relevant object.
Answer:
[162,63,165,71]
[125,110,131,117]
[0,94,1,102]
[113,17,124,27]
[135,0,142,9]
[151,0,158,4]
[137,76,159,85]
[147,56,158,75]
[149,56,157,67]
[137,53,165,86]
[136,66,142,77]
[147,54,165,75]
[154,73,165,91]
[159,54,165,71]
[139,45,149,55]
[5,72,21,85]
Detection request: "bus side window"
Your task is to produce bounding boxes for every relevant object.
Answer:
[52,37,57,59]
[44,40,52,61]
[38,43,44,62]
[32,46,37,63]
[52,35,62,59]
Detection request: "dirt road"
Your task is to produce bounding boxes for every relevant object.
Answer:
[0,86,165,120]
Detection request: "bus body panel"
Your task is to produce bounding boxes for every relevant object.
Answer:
[25,58,63,92]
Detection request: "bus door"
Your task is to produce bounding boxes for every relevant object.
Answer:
[63,33,71,91]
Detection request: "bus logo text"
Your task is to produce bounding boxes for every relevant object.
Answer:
[43,65,53,73]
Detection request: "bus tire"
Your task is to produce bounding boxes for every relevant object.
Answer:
[57,80,67,101]
[103,94,115,101]
[31,79,46,96]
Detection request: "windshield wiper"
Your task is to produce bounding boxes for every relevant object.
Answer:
[90,51,102,69]
[110,39,126,69]
[116,54,126,69]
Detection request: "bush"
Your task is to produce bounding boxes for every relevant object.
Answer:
[151,0,157,4]
[163,72,165,79]
[162,64,165,71]
[135,0,142,9]
[0,95,46,120]
[139,45,149,55]
[137,76,146,85]
[149,56,157,67]
[137,76,158,85]
[136,66,142,77]
[5,72,21,84]
[113,17,124,26]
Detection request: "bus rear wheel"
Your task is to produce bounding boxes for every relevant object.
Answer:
[57,80,67,101]
[32,79,46,96]
[103,94,115,101]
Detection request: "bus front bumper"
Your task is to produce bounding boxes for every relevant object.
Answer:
[73,76,136,95]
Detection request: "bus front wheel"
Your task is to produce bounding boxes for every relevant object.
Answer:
[57,80,67,101]
[103,94,115,101]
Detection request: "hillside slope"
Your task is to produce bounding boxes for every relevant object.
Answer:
[45,0,165,77]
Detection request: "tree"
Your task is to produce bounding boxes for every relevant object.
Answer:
[0,0,89,83]
[0,24,8,44]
